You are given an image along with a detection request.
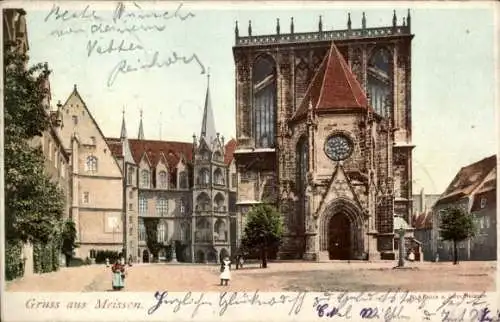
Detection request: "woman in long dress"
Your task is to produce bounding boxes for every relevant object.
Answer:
[219,257,231,286]
[111,259,126,291]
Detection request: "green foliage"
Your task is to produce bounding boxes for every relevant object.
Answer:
[5,240,24,281]
[4,42,65,245]
[144,218,163,259]
[33,239,61,274]
[440,206,477,242]
[241,204,284,268]
[439,206,477,264]
[94,250,120,264]
[62,220,78,257]
[4,38,67,280]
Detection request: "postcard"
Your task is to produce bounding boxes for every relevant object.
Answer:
[1,1,499,321]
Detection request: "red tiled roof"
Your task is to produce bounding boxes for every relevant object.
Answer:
[292,42,369,121]
[106,138,123,158]
[128,139,193,170]
[224,138,237,165]
[436,155,497,206]
[104,138,236,170]
[412,211,433,230]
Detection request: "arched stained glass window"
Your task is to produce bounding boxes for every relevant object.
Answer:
[253,55,277,148]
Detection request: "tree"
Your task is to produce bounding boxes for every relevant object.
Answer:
[61,220,78,267]
[241,204,283,268]
[4,41,65,244]
[439,206,477,265]
[4,40,66,278]
[144,218,163,261]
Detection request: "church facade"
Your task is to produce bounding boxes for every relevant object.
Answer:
[232,11,415,261]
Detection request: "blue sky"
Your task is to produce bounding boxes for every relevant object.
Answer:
[22,1,497,195]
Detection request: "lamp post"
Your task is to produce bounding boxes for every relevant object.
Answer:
[397,227,406,267]
[171,240,178,263]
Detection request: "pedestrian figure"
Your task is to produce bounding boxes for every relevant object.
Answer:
[408,250,415,262]
[111,259,126,291]
[128,255,133,267]
[105,258,110,267]
[238,256,244,269]
[435,253,440,262]
[219,256,231,286]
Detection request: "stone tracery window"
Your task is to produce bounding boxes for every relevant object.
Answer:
[158,171,168,189]
[157,221,167,243]
[367,48,391,118]
[296,136,309,227]
[197,168,210,185]
[253,55,277,148]
[196,192,211,211]
[214,193,225,211]
[214,168,224,185]
[214,218,227,241]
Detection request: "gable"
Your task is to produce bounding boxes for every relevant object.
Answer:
[315,164,362,215]
[58,87,122,177]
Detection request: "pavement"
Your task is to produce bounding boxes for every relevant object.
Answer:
[5,260,496,292]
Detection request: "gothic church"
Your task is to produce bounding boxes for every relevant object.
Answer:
[232,10,415,260]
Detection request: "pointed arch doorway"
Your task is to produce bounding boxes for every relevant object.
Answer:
[320,199,364,260]
[328,213,352,260]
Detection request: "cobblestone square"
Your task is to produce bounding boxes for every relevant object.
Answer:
[6,261,496,293]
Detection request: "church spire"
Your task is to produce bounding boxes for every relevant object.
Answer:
[138,109,145,140]
[200,69,217,145]
[120,107,127,139]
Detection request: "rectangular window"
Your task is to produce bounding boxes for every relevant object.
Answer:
[83,192,89,204]
[156,198,168,216]
[139,197,147,215]
[129,226,133,236]
[129,203,133,211]
[60,160,65,178]
[129,190,133,199]
[180,199,186,214]
[139,219,146,242]
[72,115,78,125]
[231,173,237,188]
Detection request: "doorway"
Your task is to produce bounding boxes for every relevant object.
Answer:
[328,213,352,260]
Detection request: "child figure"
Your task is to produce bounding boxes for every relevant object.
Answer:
[111,259,126,291]
[219,257,231,286]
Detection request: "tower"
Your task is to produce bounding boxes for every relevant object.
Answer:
[232,11,414,260]
[192,72,232,263]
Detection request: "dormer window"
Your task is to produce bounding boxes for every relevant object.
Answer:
[202,150,210,161]
[480,198,487,209]
[158,171,168,189]
[127,166,134,185]
[214,151,222,161]
[179,171,188,189]
[140,169,150,188]
[72,115,78,125]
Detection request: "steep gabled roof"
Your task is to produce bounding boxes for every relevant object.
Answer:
[106,137,236,170]
[106,138,123,158]
[224,138,237,165]
[292,42,369,121]
[435,155,497,206]
[412,211,433,230]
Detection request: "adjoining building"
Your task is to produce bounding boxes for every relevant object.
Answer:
[431,155,497,261]
[232,11,416,260]
[411,189,440,261]
[55,74,238,263]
